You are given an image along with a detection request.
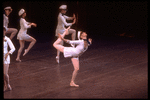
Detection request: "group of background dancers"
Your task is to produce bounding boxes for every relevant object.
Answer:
[3,5,92,92]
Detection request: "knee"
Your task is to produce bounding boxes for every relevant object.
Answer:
[73,30,76,34]
[74,67,79,71]
[4,73,9,78]
[13,29,18,34]
[33,38,36,43]
[53,41,57,48]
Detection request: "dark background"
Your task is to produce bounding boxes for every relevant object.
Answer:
[2,1,148,44]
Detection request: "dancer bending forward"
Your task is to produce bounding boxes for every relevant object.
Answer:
[53,27,92,87]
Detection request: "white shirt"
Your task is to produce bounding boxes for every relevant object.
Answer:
[55,13,72,35]
[18,18,31,35]
[3,36,15,54]
[68,40,88,57]
[3,14,9,30]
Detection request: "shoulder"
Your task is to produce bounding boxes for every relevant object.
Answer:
[5,36,10,40]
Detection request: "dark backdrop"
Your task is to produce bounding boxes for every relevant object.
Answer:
[2,1,148,43]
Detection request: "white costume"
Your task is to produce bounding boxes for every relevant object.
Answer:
[17,18,31,40]
[3,14,9,31]
[64,40,88,58]
[55,13,73,36]
[3,36,15,64]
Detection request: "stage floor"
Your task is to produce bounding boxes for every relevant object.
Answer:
[4,37,148,99]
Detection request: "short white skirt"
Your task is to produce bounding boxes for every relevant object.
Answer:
[3,53,10,64]
[63,47,78,58]
[17,33,31,40]
[55,29,65,36]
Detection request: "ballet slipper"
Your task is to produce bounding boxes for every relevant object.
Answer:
[7,84,12,91]
[56,56,59,64]
[23,49,28,56]
[16,58,21,62]
[70,82,79,87]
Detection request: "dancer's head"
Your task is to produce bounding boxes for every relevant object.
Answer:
[59,5,67,14]
[4,6,12,16]
[18,9,26,18]
[78,31,87,40]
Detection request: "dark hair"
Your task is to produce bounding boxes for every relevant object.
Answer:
[80,31,85,39]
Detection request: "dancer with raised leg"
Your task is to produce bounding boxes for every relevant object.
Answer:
[16,9,37,62]
[53,27,92,87]
[3,6,18,40]
[55,5,76,63]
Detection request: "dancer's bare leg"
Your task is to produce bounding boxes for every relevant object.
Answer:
[16,40,25,62]
[56,40,64,63]
[54,26,70,63]
[70,57,79,87]
[23,36,36,56]
[4,64,12,91]
[5,28,18,40]
[68,29,76,40]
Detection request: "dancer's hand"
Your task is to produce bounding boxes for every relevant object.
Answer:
[88,38,92,44]
[72,18,76,25]
[73,13,76,19]
[30,23,37,27]
[5,52,9,60]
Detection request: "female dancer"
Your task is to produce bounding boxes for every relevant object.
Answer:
[3,6,18,40]
[53,27,92,87]
[16,9,37,62]
[3,27,15,91]
[55,5,76,63]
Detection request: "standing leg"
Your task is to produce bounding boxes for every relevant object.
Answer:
[70,57,79,87]
[3,64,12,91]
[16,40,25,62]
[5,28,18,40]
[56,40,64,63]
[23,36,36,56]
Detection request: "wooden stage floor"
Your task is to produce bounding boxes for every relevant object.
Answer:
[4,37,148,99]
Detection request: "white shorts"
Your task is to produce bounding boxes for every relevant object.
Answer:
[63,47,79,59]
[3,53,10,64]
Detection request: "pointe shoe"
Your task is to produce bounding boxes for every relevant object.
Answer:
[7,85,12,91]
[23,49,28,56]
[56,56,59,64]
[70,82,79,87]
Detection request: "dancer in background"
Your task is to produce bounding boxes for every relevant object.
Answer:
[3,6,18,40]
[16,9,37,62]
[55,5,76,63]
[53,27,92,87]
[3,27,15,91]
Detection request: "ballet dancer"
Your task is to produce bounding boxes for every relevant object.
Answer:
[55,5,76,63]
[16,9,37,62]
[3,27,16,91]
[53,26,92,87]
[3,6,18,40]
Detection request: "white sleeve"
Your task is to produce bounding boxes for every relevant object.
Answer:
[60,15,72,27]
[3,14,8,29]
[21,19,31,29]
[7,37,15,54]
[63,15,72,20]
